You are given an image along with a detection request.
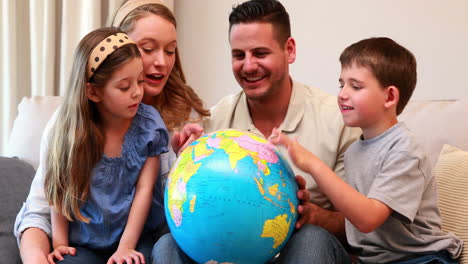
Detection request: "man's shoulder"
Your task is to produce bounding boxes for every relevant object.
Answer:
[210,91,243,113]
[293,80,338,108]
[203,91,244,133]
[292,80,341,118]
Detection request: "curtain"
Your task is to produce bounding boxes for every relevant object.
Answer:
[0,0,126,155]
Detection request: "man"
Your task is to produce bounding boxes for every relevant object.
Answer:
[157,0,358,263]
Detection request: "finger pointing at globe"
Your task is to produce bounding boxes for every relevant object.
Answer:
[165,129,299,264]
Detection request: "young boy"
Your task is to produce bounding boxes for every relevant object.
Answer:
[269,37,462,263]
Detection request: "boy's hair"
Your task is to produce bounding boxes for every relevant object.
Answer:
[339,37,417,115]
[229,0,291,46]
[117,2,210,130]
[44,27,140,222]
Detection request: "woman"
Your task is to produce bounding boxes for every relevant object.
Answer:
[14,1,209,263]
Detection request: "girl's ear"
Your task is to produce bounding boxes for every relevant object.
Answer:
[384,85,399,110]
[86,83,101,103]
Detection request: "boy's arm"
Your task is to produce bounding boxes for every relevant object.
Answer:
[108,156,159,264]
[306,126,359,238]
[270,129,392,233]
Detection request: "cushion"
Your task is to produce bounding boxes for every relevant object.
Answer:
[399,99,468,166]
[6,96,62,169]
[434,144,468,263]
[0,156,36,264]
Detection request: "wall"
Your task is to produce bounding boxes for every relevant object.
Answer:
[175,0,468,108]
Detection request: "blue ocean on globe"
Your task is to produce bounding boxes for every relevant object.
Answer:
[165,129,299,264]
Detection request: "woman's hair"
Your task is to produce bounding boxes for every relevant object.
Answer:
[44,27,141,222]
[118,2,210,131]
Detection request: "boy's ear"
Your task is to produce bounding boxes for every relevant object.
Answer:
[384,86,399,109]
[86,83,101,103]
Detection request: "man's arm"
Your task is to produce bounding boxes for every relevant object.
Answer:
[294,175,346,239]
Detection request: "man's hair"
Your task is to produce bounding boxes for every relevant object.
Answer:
[340,37,417,115]
[229,0,290,45]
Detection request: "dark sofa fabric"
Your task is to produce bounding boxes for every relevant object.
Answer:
[0,156,35,263]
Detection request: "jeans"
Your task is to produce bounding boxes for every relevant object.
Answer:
[57,232,155,264]
[388,251,458,264]
[152,224,351,264]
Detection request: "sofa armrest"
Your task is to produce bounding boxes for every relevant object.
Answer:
[0,156,36,263]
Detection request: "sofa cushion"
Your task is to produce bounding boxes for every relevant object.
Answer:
[434,144,468,263]
[399,99,468,167]
[0,156,36,264]
[6,96,62,169]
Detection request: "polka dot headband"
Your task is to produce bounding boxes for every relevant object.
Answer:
[86,32,135,80]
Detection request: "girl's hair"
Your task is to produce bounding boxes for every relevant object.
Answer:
[44,27,141,222]
[118,3,210,131]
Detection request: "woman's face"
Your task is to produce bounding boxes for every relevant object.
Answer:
[127,14,177,103]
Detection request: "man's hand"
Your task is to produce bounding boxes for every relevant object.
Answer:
[295,175,315,229]
[295,175,346,237]
[171,123,204,155]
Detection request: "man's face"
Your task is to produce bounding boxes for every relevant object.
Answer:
[229,22,295,101]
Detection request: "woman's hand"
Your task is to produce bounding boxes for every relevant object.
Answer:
[171,123,204,155]
[107,248,145,264]
[47,245,76,264]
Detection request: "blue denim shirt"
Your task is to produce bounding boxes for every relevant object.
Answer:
[68,103,168,249]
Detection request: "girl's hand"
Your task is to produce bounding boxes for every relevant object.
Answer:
[47,245,76,264]
[106,248,145,264]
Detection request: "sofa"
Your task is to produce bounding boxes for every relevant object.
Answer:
[1,96,467,263]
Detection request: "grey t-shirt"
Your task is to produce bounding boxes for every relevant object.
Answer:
[344,122,462,263]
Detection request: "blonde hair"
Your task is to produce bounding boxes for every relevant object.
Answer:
[44,27,141,222]
[117,3,210,131]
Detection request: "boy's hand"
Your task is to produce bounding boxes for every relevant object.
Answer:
[107,248,145,264]
[268,128,313,172]
[171,123,204,155]
[47,245,76,264]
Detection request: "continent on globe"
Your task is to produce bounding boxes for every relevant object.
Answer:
[165,129,299,264]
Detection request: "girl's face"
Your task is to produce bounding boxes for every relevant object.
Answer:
[88,57,144,124]
[127,14,177,104]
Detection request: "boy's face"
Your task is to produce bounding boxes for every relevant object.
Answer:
[338,63,392,138]
[229,22,295,101]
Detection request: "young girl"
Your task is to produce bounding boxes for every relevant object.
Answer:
[15,2,210,263]
[44,27,168,264]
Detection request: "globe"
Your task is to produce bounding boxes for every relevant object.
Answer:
[164,129,299,264]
